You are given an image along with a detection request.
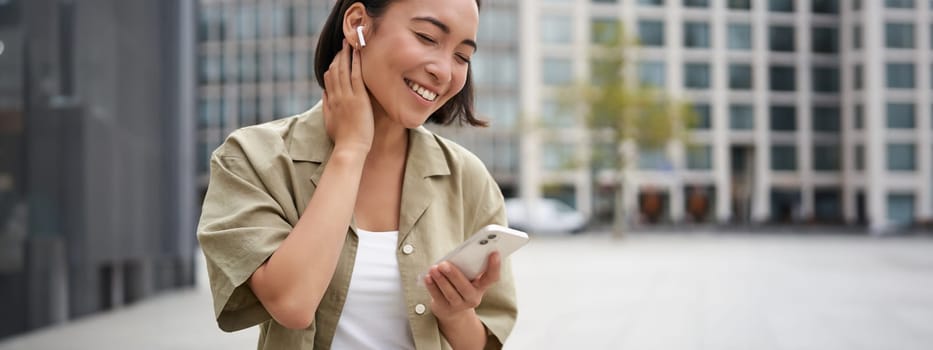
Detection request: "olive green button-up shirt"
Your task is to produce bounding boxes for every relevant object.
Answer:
[197,101,517,350]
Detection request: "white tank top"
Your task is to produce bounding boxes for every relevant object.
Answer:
[330,228,416,350]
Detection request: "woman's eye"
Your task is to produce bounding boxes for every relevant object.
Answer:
[456,54,471,64]
[416,33,437,44]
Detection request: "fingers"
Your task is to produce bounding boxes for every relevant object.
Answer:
[438,262,482,307]
[474,252,502,289]
[429,265,464,304]
[350,47,364,94]
[424,274,446,304]
[325,40,351,95]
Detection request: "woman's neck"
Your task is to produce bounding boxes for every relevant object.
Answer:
[368,103,409,159]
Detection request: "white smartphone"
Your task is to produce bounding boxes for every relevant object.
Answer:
[426,224,529,282]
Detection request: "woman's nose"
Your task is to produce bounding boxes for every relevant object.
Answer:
[425,59,452,85]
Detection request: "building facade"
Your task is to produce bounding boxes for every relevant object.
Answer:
[516,0,932,232]
[0,0,197,338]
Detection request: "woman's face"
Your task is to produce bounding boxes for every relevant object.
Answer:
[356,0,479,129]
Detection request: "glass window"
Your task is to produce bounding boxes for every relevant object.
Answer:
[590,59,615,85]
[729,64,753,89]
[770,66,796,91]
[813,107,841,132]
[237,5,259,39]
[638,148,672,170]
[853,25,862,49]
[638,20,665,47]
[477,95,518,129]
[730,104,754,130]
[639,0,664,6]
[692,104,711,129]
[543,58,573,85]
[855,145,865,170]
[307,3,329,36]
[275,51,294,81]
[728,0,751,10]
[540,100,574,127]
[887,143,916,170]
[473,52,519,86]
[885,0,915,9]
[684,22,711,48]
[639,61,666,87]
[239,49,258,83]
[591,19,619,45]
[728,23,753,50]
[812,0,838,13]
[684,0,709,8]
[771,145,798,171]
[239,95,256,126]
[814,189,842,221]
[543,142,576,171]
[813,67,840,93]
[854,64,863,90]
[687,145,713,170]
[813,145,841,171]
[685,63,711,89]
[269,5,292,38]
[812,27,838,53]
[479,8,517,44]
[854,105,864,129]
[888,194,915,226]
[887,103,915,129]
[542,15,572,44]
[886,63,915,88]
[769,0,794,12]
[770,106,796,131]
[886,23,915,48]
[199,5,220,42]
[199,53,215,84]
[770,26,795,52]
[224,53,239,82]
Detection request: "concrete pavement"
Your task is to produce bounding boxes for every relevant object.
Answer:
[1,231,932,349]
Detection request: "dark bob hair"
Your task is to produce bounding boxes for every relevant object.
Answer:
[314,0,487,127]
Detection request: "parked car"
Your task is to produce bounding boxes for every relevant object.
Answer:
[504,197,587,234]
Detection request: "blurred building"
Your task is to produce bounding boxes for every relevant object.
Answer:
[515,0,932,232]
[196,0,329,188]
[194,0,521,194]
[0,0,197,339]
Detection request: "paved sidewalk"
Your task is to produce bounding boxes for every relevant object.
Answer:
[1,231,932,349]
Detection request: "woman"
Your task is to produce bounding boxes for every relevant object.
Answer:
[196,0,517,349]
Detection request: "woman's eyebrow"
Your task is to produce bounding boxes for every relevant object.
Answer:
[412,16,478,52]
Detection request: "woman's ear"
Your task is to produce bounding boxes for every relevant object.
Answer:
[343,3,369,49]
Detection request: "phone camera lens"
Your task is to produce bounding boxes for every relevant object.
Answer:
[487,234,497,240]
[479,239,488,245]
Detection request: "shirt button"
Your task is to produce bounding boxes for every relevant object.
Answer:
[415,304,426,315]
[402,244,414,255]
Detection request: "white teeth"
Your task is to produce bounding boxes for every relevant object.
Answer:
[407,80,437,102]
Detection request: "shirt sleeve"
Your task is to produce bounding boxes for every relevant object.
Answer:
[469,169,518,350]
[197,141,295,332]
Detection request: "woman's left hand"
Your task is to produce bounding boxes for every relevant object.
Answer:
[424,252,501,323]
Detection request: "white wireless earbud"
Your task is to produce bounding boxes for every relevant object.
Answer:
[356,26,366,48]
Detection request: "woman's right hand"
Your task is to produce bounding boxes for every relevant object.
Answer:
[322,40,374,154]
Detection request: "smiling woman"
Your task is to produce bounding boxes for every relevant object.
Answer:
[315,0,486,128]
[196,0,517,349]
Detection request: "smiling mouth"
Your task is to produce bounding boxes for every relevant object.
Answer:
[405,79,438,102]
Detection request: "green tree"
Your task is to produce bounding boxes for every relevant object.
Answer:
[559,21,695,237]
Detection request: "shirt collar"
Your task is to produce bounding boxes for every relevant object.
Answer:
[287,100,451,179]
